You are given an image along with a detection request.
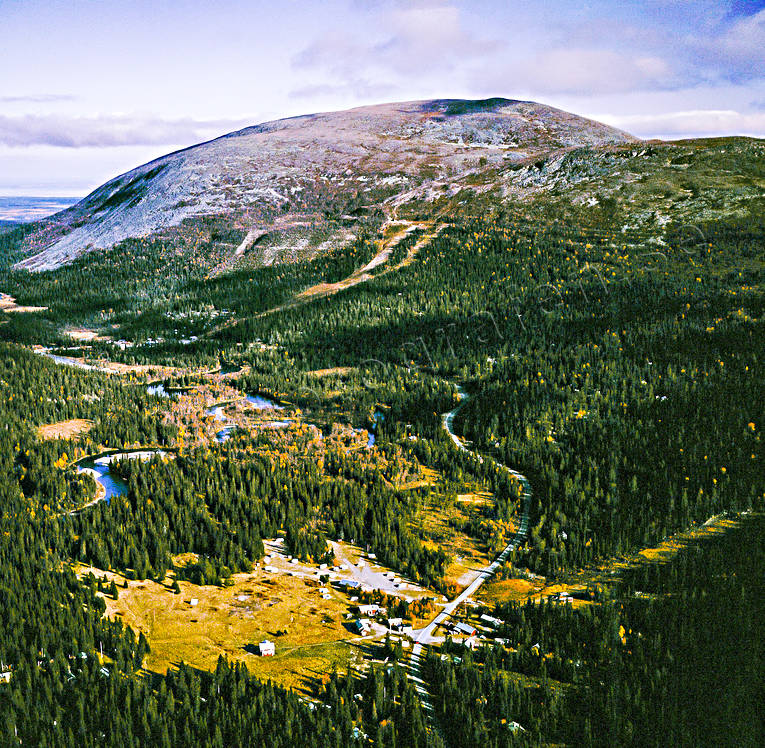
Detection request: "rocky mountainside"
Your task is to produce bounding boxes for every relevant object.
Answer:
[15,98,637,271]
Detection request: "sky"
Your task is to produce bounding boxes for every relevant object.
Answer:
[1,0,764,196]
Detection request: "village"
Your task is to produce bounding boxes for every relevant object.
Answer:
[72,527,554,695]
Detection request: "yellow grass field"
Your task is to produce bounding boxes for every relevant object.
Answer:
[64,327,111,342]
[411,481,493,591]
[305,366,354,378]
[481,577,541,604]
[75,564,365,694]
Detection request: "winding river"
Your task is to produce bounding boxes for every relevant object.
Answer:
[74,449,169,508]
[208,393,289,442]
[76,391,290,501]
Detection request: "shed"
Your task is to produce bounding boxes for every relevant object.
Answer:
[258,640,276,656]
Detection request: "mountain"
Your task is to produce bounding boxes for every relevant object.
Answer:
[14,98,637,271]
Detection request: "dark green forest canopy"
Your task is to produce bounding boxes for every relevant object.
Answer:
[0,202,762,745]
[424,512,764,747]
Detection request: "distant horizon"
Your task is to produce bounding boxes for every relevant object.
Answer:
[0,195,80,222]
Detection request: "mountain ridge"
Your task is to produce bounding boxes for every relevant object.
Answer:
[14,98,638,271]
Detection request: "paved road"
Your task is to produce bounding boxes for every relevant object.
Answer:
[407,385,532,721]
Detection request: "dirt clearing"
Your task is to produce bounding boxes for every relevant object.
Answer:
[37,419,94,440]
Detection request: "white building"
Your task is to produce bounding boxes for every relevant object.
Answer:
[358,604,386,617]
[258,640,275,656]
[479,614,503,628]
[354,618,372,634]
[387,618,413,634]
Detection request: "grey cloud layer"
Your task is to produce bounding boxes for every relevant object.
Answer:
[0,94,77,103]
[0,114,251,148]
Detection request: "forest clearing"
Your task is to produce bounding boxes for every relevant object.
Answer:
[37,418,93,440]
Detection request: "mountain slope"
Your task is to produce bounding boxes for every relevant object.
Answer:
[14,98,637,271]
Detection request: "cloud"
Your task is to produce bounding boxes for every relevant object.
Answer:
[292,2,496,85]
[289,79,397,101]
[0,94,77,103]
[711,8,765,82]
[599,109,765,138]
[0,113,253,148]
[292,33,367,78]
[473,48,677,97]
[674,7,765,86]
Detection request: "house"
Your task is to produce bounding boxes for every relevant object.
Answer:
[189,598,198,607]
[387,618,413,634]
[358,604,386,617]
[258,640,276,656]
[479,614,503,628]
[353,618,371,634]
[454,622,477,637]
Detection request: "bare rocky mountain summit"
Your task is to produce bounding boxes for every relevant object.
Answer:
[15,98,638,272]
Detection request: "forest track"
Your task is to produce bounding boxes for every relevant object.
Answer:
[206,227,268,278]
[254,219,446,318]
[203,211,447,339]
[406,384,532,730]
